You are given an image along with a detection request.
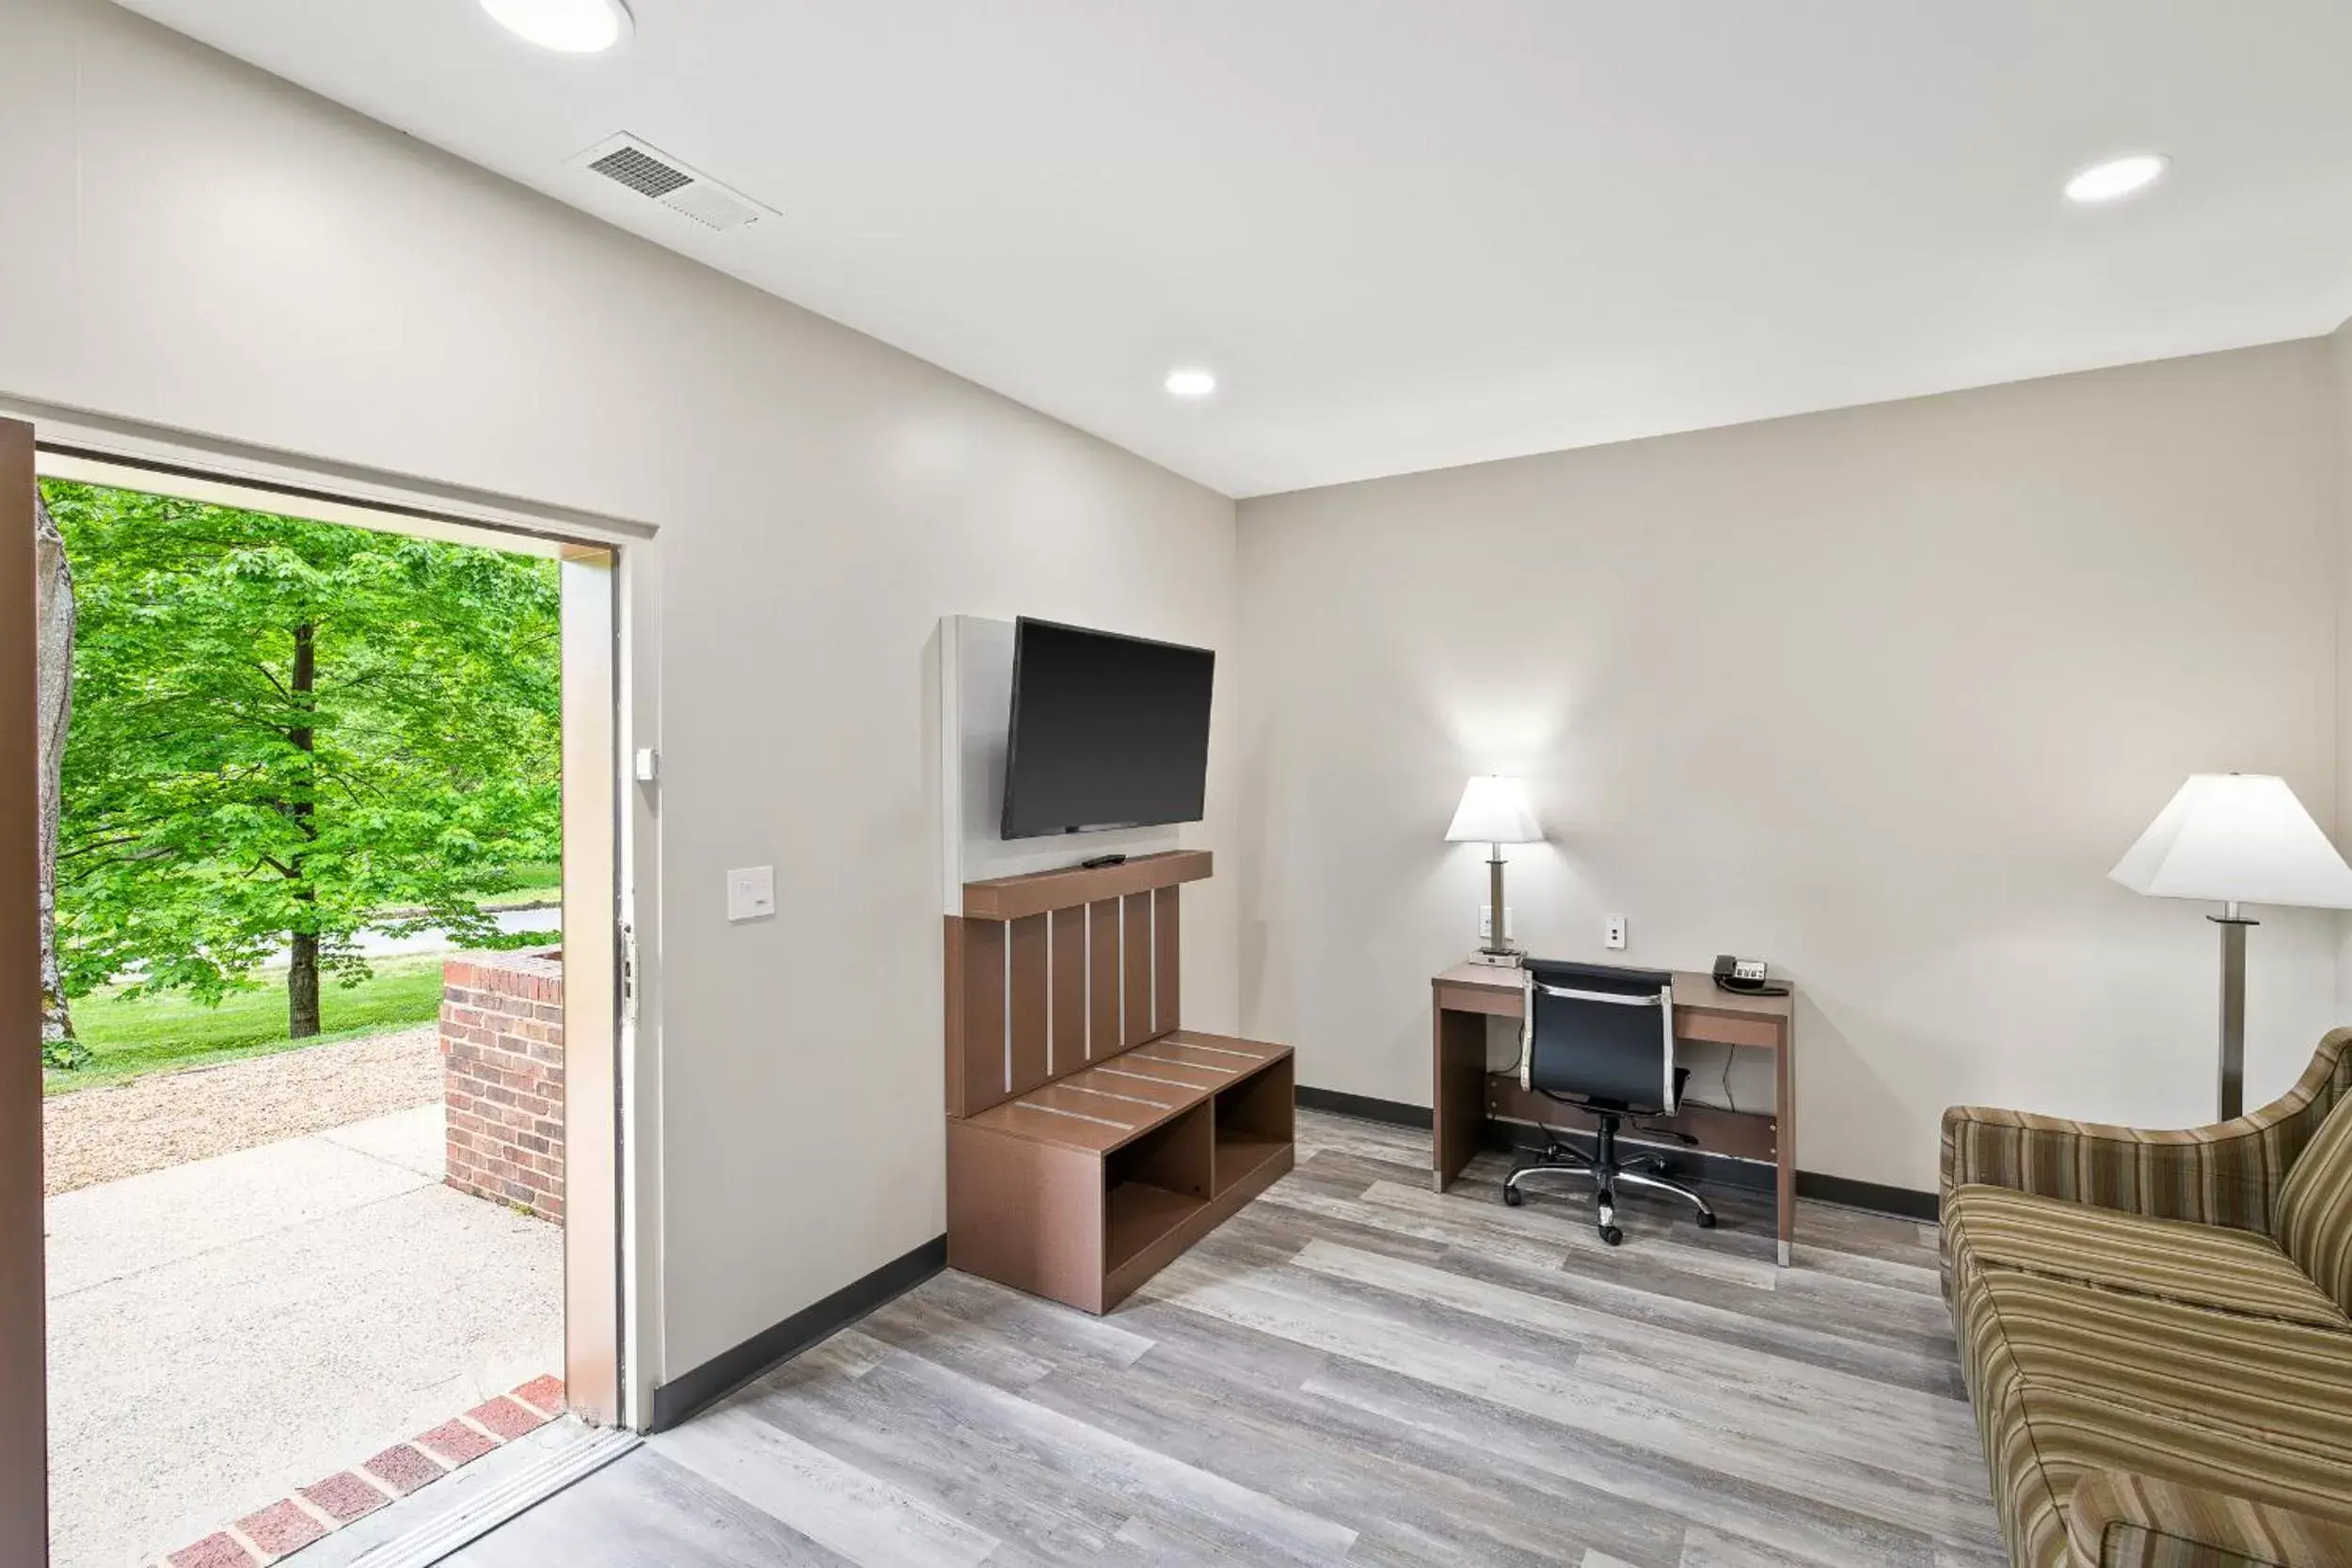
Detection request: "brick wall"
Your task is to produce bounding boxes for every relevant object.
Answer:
[440,950,564,1223]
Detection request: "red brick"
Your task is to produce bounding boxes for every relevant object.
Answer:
[510,1374,566,1414]
[298,1471,389,1524]
[362,1442,448,1497]
[236,1497,326,1557]
[417,1418,498,1466]
[169,1533,259,1568]
[468,1395,548,1440]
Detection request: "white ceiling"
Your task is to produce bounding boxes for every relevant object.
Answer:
[118,1,2352,498]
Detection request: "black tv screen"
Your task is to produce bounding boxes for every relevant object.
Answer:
[1000,618,1215,839]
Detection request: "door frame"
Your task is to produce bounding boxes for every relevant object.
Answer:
[2,418,49,1568]
[0,400,665,1559]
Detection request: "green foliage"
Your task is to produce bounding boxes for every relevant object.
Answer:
[476,926,564,951]
[43,482,561,1022]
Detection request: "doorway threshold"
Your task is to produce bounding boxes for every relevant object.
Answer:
[282,1419,639,1568]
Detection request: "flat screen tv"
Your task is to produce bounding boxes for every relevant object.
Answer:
[1000,617,1215,839]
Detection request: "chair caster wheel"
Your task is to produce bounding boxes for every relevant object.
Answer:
[1598,1225,1624,1246]
[1695,1210,1717,1229]
[1502,1184,1523,1208]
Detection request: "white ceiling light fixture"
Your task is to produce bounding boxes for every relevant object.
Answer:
[481,0,633,54]
[2065,152,2169,204]
[1165,368,1217,398]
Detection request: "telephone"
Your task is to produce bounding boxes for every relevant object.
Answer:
[1712,954,1789,996]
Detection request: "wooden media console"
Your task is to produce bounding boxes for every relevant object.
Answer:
[944,851,1294,1313]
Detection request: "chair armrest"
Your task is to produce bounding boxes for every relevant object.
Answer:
[2068,1470,2352,1567]
[1940,1027,2352,1236]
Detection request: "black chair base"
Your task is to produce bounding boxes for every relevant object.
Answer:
[1501,1110,1716,1245]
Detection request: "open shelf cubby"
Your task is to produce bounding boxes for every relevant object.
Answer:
[1214,1053,1295,1196]
[1104,1101,1214,1274]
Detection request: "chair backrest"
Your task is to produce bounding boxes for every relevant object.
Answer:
[2277,1091,2352,1314]
[1518,959,1677,1114]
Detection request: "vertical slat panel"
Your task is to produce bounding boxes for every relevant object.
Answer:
[0,420,44,1566]
[942,914,970,1116]
[960,917,1008,1112]
[1049,906,1087,1076]
[1153,884,1181,1035]
[1121,891,1153,1047]
[1088,898,1120,1060]
[1007,912,1051,1098]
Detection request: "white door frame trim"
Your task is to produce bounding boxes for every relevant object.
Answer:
[1,391,666,1434]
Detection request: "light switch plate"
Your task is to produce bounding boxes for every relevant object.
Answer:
[1604,913,1627,950]
[1478,905,1514,941]
[726,865,775,922]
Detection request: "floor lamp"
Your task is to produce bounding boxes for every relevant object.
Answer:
[2109,773,2352,1120]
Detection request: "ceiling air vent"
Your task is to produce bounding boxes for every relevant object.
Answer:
[571,134,775,232]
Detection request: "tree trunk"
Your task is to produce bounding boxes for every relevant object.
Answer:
[34,490,82,1068]
[287,620,320,1039]
[288,931,321,1039]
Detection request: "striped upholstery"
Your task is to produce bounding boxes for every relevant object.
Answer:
[2069,1474,2352,1568]
[1944,1184,2348,1330]
[1957,1268,2352,1567]
[1941,1027,2352,1243]
[1944,1032,2352,1567]
[2274,1092,2352,1316]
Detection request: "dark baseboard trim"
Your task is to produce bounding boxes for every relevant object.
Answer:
[1796,1170,1940,1222]
[1295,1085,1432,1131]
[1298,1087,1939,1222]
[650,1234,946,1433]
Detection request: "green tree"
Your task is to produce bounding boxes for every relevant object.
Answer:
[44,481,561,1041]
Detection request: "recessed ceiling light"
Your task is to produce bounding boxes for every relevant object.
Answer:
[2065,153,2169,204]
[481,0,632,53]
[1165,368,1216,398]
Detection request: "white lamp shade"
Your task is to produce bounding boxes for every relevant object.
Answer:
[2109,773,2352,910]
[1445,775,1542,845]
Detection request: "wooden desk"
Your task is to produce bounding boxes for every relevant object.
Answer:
[1432,961,1798,1264]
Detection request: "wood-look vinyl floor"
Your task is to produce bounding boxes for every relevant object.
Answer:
[450,1112,2001,1568]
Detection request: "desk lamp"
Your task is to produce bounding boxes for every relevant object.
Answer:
[1447,775,1543,967]
[2109,773,2352,1119]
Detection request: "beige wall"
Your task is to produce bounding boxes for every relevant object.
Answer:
[1237,342,2344,1191]
[0,0,1240,1382]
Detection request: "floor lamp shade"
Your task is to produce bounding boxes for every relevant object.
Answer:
[2108,773,2352,909]
[2109,773,2352,1120]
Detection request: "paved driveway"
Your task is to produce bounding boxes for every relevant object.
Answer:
[45,1105,562,1568]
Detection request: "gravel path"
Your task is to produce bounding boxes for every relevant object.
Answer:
[42,1025,442,1196]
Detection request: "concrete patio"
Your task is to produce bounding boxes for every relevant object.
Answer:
[45,1103,562,1568]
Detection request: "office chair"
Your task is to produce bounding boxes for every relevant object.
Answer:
[1501,958,1716,1244]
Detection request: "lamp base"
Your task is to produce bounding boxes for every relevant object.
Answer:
[1468,949,1525,969]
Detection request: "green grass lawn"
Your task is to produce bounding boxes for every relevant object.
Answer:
[479,862,562,910]
[43,955,449,1096]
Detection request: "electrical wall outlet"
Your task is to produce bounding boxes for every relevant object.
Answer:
[726,865,776,922]
[1478,905,1515,941]
[1604,913,1627,950]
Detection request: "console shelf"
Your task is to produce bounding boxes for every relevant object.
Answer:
[946,853,1294,1315]
[947,1030,1295,1314]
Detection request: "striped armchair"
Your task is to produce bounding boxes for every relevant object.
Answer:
[1939,1028,2352,1568]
